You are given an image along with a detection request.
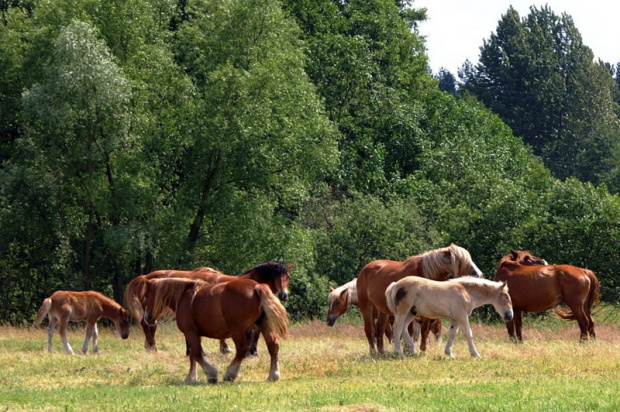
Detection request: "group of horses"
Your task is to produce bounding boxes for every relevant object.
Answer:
[327,244,599,358]
[35,244,599,384]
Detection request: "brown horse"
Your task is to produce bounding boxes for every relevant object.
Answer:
[326,279,442,345]
[494,251,599,342]
[124,262,291,352]
[356,243,483,355]
[35,290,130,354]
[142,277,288,383]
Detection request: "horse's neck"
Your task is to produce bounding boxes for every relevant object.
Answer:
[98,297,120,317]
[460,282,496,307]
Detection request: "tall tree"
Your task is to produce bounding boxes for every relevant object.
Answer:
[19,20,136,301]
[462,6,620,190]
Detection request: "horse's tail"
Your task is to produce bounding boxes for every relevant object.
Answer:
[256,284,289,340]
[385,282,399,315]
[585,269,600,311]
[124,275,149,322]
[555,269,600,321]
[35,298,52,326]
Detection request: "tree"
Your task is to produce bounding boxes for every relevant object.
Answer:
[19,20,136,302]
[435,67,457,95]
[462,6,620,190]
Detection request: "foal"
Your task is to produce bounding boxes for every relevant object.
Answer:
[36,290,130,354]
[386,277,513,358]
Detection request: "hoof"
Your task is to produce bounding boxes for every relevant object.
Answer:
[208,378,218,384]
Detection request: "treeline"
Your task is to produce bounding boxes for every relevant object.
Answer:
[0,0,618,324]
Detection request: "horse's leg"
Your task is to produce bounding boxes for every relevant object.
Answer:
[140,318,157,352]
[91,323,99,353]
[513,309,524,342]
[58,316,74,355]
[223,331,251,382]
[444,320,459,359]
[390,313,407,356]
[248,326,260,356]
[459,317,480,358]
[260,327,281,382]
[360,306,377,355]
[82,320,95,354]
[185,334,217,383]
[375,311,389,354]
[401,313,417,355]
[220,339,232,355]
[419,317,431,354]
[47,318,57,352]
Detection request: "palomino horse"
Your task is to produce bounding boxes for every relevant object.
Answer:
[124,262,291,352]
[142,277,288,383]
[326,279,442,344]
[494,251,599,342]
[356,243,483,355]
[386,277,513,358]
[35,290,130,354]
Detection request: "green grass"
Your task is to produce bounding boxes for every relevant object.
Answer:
[1,312,619,411]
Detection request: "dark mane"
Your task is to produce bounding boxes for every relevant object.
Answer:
[244,261,289,279]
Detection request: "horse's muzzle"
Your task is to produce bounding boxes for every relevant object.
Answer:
[327,316,337,327]
[121,331,129,339]
[504,310,514,321]
[278,290,289,302]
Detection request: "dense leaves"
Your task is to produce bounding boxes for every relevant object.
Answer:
[0,0,619,323]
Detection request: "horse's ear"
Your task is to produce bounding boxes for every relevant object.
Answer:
[288,263,295,270]
[329,286,334,292]
[510,250,518,258]
[500,281,508,289]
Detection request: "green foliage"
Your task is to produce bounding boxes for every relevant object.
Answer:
[462,6,620,191]
[1,0,620,324]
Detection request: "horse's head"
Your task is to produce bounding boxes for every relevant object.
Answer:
[249,261,292,301]
[507,250,548,266]
[326,287,349,326]
[117,308,131,339]
[492,281,513,322]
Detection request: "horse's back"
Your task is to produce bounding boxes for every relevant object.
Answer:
[359,260,418,314]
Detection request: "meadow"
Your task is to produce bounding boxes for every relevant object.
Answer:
[1,310,619,412]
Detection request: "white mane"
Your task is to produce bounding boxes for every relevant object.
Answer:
[328,279,358,305]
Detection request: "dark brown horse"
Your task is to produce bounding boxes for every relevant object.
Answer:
[125,262,291,352]
[356,243,483,355]
[35,290,130,354]
[494,251,599,342]
[143,277,288,383]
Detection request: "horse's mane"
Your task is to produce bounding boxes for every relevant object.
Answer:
[148,278,205,321]
[415,244,473,280]
[243,261,289,280]
[328,279,357,305]
[449,277,503,288]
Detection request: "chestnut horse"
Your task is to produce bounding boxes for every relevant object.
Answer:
[356,243,484,355]
[142,277,288,383]
[35,290,130,354]
[386,277,513,358]
[494,251,599,342]
[326,279,442,344]
[125,262,291,352]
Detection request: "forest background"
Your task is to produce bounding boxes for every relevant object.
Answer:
[1,0,619,323]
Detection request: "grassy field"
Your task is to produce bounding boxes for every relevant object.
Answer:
[1,310,619,412]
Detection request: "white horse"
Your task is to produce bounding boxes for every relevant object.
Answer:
[386,277,513,358]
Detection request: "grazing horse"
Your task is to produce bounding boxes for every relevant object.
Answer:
[142,277,288,383]
[494,251,599,342]
[357,243,483,355]
[125,262,291,352]
[326,279,442,344]
[35,290,130,354]
[386,277,513,358]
